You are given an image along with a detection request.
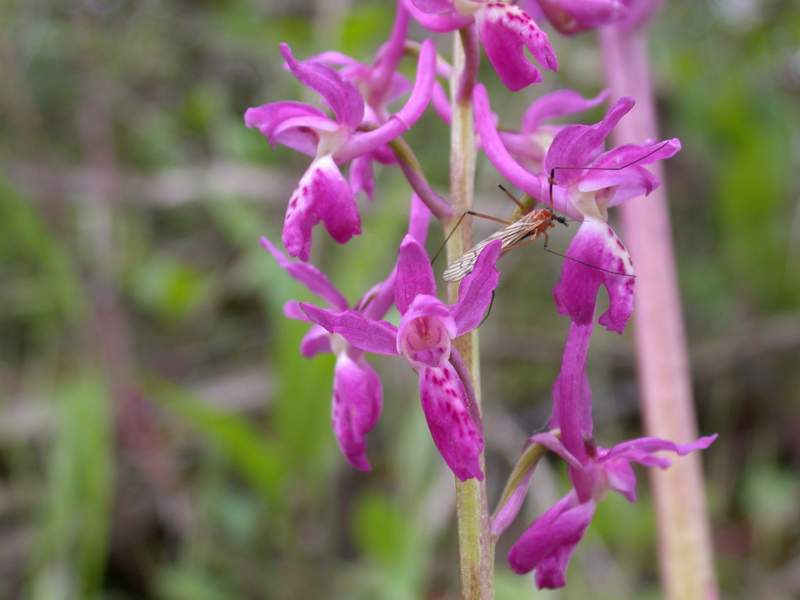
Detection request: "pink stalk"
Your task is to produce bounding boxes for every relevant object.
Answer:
[600,23,718,600]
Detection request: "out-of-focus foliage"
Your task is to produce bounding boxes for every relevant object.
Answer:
[0,1,798,599]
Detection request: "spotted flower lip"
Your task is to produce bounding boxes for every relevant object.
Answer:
[299,236,503,481]
[245,39,436,261]
[405,0,558,91]
[261,196,430,471]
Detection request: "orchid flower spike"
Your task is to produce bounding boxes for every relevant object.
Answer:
[404,0,558,91]
[300,236,503,481]
[261,196,431,472]
[245,40,436,261]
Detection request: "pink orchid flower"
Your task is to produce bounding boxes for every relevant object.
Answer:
[491,320,717,589]
[404,0,558,91]
[245,39,436,261]
[473,84,680,323]
[300,236,503,481]
[261,196,430,472]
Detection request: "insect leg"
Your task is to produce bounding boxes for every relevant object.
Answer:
[544,247,636,278]
[479,290,496,327]
[497,184,525,211]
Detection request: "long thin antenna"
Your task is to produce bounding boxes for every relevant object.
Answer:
[544,247,636,278]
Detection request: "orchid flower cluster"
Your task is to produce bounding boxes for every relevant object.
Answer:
[247,0,715,591]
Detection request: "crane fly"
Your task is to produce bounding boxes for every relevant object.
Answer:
[440,140,671,282]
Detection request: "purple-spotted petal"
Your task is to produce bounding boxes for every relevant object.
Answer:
[395,235,437,315]
[300,324,332,357]
[477,3,558,92]
[260,236,349,310]
[280,43,364,129]
[419,363,484,481]
[299,304,399,356]
[452,239,503,335]
[508,491,595,589]
[282,155,361,261]
[522,89,609,132]
[332,353,382,471]
[553,219,635,333]
[348,154,375,201]
[397,295,456,368]
[545,97,635,185]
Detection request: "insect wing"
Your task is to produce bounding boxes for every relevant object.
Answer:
[442,218,536,282]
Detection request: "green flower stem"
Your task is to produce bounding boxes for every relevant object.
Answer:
[447,29,494,600]
[600,25,718,600]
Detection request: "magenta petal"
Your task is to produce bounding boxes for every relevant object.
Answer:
[260,236,349,310]
[545,96,635,185]
[395,235,437,315]
[603,459,638,502]
[537,0,627,34]
[397,295,456,368]
[403,0,473,31]
[491,466,535,538]
[522,89,609,132]
[244,101,326,156]
[528,432,582,468]
[602,434,719,464]
[508,491,595,589]
[410,0,454,13]
[553,219,635,333]
[282,155,361,261]
[300,324,332,357]
[299,304,399,356]
[335,40,436,163]
[280,43,364,129]
[419,363,484,481]
[477,3,558,92]
[348,154,375,201]
[452,239,503,335]
[408,193,432,244]
[332,353,383,471]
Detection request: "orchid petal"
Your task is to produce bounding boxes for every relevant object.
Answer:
[528,432,582,468]
[260,236,349,310]
[553,219,635,333]
[397,295,456,368]
[244,101,326,156]
[601,434,719,464]
[300,324,332,358]
[536,0,627,34]
[408,193,432,244]
[403,0,473,31]
[335,39,437,162]
[395,235,437,315]
[551,322,594,466]
[545,97,635,186]
[491,464,536,538]
[348,154,375,201]
[603,459,638,502]
[299,304,399,356]
[452,239,502,335]
[477,3,558,92]
[410,0,454,12]
[282,155,361,261]
[522,89,609,132]
[419,363,484,481]
[280,43,364,129]
[508,491,595,589]
[332,353,382,471]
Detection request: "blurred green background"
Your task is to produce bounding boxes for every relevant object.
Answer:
[1,1,799,599]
